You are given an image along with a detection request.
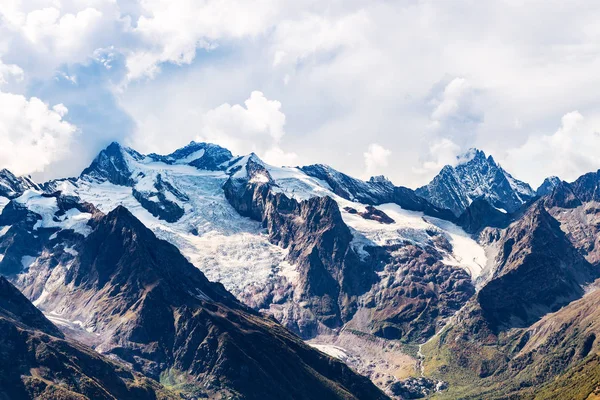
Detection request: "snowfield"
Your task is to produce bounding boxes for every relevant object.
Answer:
[56,158,292,298]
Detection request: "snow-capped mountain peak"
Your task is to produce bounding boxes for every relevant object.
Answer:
[416,148,535,217]
[0,169,40,199]
[536,176,562,196]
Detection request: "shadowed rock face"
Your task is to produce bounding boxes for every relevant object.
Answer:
[149,141,234,171]
[457,198,511,234]
[0,277,175,400]
[477,202,597,332]
[80,142,143,186]
[0,276,62,337]
[571,169,600,203]
[35,206,388,400]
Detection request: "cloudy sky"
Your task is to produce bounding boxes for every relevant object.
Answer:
[1,0,600,189]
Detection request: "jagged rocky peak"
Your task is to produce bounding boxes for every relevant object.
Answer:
[0,168,39,199]
[301,163,390,203]
[416,147,535,217]
[369,175,393,185]
[543,170,600,209]
[80,141,142,185]
[81,141,237,186]
[570,169,600,203]
[536,176,561,196]
[148,140,234,170]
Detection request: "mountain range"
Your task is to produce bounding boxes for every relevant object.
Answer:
[1,142,600,399]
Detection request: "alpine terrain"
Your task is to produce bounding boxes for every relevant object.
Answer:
[1,142,600,399]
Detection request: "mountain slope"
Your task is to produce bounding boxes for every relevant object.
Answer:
[416,148,535,217]
[23,206,388,399]
[476,201,597,331]
[0,276,176,400]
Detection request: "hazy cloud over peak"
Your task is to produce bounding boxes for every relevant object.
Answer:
[0,0,600,187]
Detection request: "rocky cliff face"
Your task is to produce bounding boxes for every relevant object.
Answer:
[0,276,176,400]
[456,198,511,234]
[416,149,535,217]
[224,159,374,335]
[543,170,600,266]
[224,158,475,342]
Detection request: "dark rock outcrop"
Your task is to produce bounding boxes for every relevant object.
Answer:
[148,141,234,171]
[570,169,600,203]
[224,162,377,335]
[544,180,582,209]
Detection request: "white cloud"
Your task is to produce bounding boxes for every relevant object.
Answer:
[0,59,24,84]
[414,138,461,177]
[126,0,280,80]
[0,90,77,175]
[270,11,369,68]
[263,146,298,167]
[0,1,121,79]
[195,91,299,166]
[197,90,285,151]
[364,143,391,177]
[428,77,483,142]
[2,0,600,188]
[504,111,600,187]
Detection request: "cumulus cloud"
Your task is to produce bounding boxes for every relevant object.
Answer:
[428,77,483,141]
[126,0,279,80]
[191,91,295,165]
[0,3,112,75]
[0,59,24,84]
[414,138,461,176]
[270,11,369,69]
[0,90,77,175]
[505,111,600,187]
[364,143,391,177]
[1,0,600,186]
